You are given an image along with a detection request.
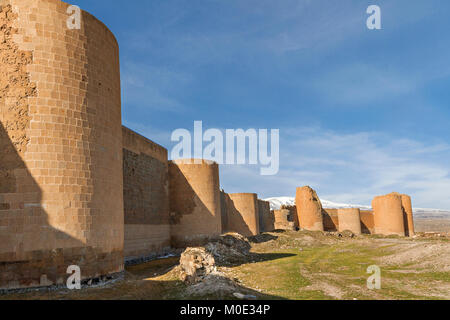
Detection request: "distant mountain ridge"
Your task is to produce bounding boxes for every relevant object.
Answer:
[264,197,450,219]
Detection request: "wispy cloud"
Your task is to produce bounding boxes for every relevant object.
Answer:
[220,126,450,209]
[121,61,191,113]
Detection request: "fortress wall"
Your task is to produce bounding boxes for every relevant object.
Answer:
[372,193,406,236]
[273,209,296,231]
[322,208,339,232]
[360,210,375,234]
[169,159,222,247]
[220,190,229,233]
[226,193,260,237]
[257,199,272,232]
[122,127,170,262]
[401,194,415,237]
[282,205,299,229]
[338,208,362,235]
[0,0,123,289]
[295,186,324,231]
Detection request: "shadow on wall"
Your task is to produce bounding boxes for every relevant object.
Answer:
[0,123,85,289]
[4,255,290,300]
[168,164,197,225]
[221,193,253,237]
[322,209,338,232]
[168,162,222,247]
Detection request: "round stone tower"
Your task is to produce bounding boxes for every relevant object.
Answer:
[372,193,405,236]
[295,186,324,231]
[401,194,415,237]
[338,208,362,235]
[168,159,222,247]
[227,193,260,237]
[0,0,123,289]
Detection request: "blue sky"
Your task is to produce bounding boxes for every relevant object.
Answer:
[71,0,450,209]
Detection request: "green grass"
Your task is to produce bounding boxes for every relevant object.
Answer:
[229,239,449,300]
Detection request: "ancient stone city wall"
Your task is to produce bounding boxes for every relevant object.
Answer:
[338,208,362,235]
[360,210,375,234]
[122,127,170,262]
[372,193,406,236]
[226,193,260,237]
[322,208,339,232]
[168,159,222,247]
[0,0,418,291]
[401,194,415,237]
[257,199,272,232]
[0,0,123,289]
[273,209,296,231]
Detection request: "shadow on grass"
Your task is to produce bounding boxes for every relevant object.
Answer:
[248,233,279,243]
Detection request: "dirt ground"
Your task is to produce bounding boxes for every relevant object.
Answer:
[1,230,449,300]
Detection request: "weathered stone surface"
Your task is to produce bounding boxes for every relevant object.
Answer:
[169,159,222,247]
[226,193,260,237]
[338,208,362,235]
[122,127,171,261]
[296,186,324,231]
[179,247,216,284]
[372,193,406,236]
[0,0,123,290]
[401,194,415,237]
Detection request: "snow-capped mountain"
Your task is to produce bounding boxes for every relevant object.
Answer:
[264,197,371,211]
[264,197,450,219]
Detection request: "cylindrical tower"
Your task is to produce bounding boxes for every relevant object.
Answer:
[295,186,324,231]
[227,193,260,237]
[401,194,415,237]
[338,208,362,235]
[0,0,123,289]
[168,159,222,247]
[372,193,405,236]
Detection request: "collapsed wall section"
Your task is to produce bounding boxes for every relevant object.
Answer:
[122,127,170,262]
[0,0,123,289]
[295,186,324,231]
[169,159,222,247]
[401,194,415,237]
[273,209,296,231]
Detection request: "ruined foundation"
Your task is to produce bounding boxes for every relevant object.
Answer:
[0,0,124,289]
[273,209,296,231]
[338,208,362,235]
[226,193,260,237]
[169,159,222,247]
[372,193,406,236]
[295,186,324,231]
[122,127,171,262]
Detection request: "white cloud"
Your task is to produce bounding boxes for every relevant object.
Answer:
[219,126,450,209]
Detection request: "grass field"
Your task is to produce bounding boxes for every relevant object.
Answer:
[1,230,449,300]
